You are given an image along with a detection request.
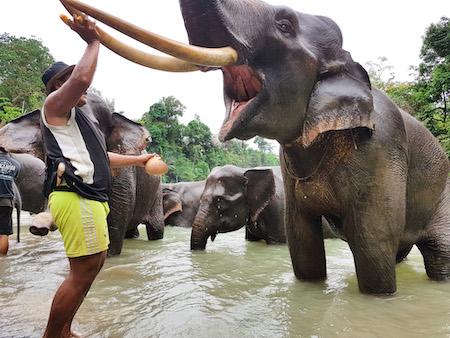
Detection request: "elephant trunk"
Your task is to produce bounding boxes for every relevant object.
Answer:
[190,207,210,250]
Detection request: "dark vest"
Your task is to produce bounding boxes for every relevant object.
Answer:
[41,107,111,202]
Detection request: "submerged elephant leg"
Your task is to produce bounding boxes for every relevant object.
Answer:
[125,228,140,239]
[395,244,414,263]
[416,194,450,281]
[245,226,261,241]
[107,222,126,256]
[145,223,164,240]
[286,208,326,281]
[344,196,403,294]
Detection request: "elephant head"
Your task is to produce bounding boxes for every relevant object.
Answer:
[0,93,150,158]
[177,0,374,145]
[191,165,276,250]
[62,0,373,146]
[162,187,183,220]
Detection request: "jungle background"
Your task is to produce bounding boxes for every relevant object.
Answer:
[0,17,449,182]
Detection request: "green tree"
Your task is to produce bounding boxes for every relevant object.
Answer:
[0,97,22,124]
[0,33,54,113]
[414,17,450,155]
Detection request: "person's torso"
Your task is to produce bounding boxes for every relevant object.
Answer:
[0,153,20,200]
[41,106,111,202]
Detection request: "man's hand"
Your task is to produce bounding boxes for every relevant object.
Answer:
[135,153,156,167]
[61,14,99,44]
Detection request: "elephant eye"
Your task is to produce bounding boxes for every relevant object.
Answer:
[276,19,295,36]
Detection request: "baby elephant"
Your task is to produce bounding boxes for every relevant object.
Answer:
[162,181,206,228]
[190,165,286,250]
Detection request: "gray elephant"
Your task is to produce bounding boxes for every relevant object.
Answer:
[55,0,450,293]
[162,181,205,228]
[0,93,164,255]
[191,165,286,249]
[175,0,450,293]
[11,153,47,214]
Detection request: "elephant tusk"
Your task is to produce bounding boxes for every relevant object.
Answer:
[60,0,238,67]
[59,12,199,72]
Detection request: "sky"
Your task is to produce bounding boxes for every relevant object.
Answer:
[2,0,449,137]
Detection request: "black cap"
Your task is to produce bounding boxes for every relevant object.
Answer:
[42,61,75,94]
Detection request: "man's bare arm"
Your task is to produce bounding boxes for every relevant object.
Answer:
[44,16,100,126]
[108,152,156,169]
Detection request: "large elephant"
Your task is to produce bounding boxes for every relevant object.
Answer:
[162,180,205,228]
[175,0,450,293]
[0,93,164,255]
[191,165,286,249]
[11,153,47,214]
[58,0,450,293]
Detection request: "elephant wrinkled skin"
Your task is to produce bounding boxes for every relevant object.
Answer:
[177,0,450,294]
[0,93,164,255]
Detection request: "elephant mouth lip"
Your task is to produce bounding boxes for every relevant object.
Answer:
[219,65,263,141]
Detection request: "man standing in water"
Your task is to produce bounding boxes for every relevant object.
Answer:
[0,147,20,256]
[41,14,154,337]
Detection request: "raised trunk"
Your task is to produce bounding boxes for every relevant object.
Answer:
[179,0,229,48]
[190,207,210,250]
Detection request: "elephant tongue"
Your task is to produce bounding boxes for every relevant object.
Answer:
[223,65,262,103]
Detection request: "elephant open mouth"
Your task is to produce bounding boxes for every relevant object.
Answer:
[221,65,263,140]
[59,0,262,140]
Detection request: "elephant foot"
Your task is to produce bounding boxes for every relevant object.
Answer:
[353,250,397,295]
[417,240,450,281]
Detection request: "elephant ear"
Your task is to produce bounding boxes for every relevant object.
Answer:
[162,188,183,220]
[244,169,275,222]
[301,52,375,147]
[0,110,44,160]
[107,113,151,154]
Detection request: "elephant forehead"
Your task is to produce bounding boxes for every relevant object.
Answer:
[210,183,226,196]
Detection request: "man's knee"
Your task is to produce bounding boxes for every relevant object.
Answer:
[70,252,105,285]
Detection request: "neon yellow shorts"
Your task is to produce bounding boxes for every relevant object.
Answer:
[49,191,110,258]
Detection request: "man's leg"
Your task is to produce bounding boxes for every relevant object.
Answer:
[0,235,9,255]
[61,250,107,337]
[0,206,13,255]
[43,250,106,338]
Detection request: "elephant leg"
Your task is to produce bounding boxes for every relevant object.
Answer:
[396,244,413,263]
[286,208,326,281]
[245,227,261,241]
[107,224,126,256]
[416,196,450,281]
[125,228,140,239]
[344,197,404,294]
[145,223,164,240]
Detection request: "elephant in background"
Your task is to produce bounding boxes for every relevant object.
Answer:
[162,181,205,228]
[176,0,450,293]
[11,153,47,214]
[191,165,286,249]
[0,93,164,255]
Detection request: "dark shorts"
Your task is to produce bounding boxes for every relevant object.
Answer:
[0,206,13,236]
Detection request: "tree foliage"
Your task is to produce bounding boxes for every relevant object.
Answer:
[139,96,279,182]
[366,17,450,157]
[0,33,54,116]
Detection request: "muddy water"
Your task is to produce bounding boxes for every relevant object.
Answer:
[0,222,449,338]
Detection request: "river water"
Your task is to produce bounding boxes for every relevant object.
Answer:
[0,221,449,338]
